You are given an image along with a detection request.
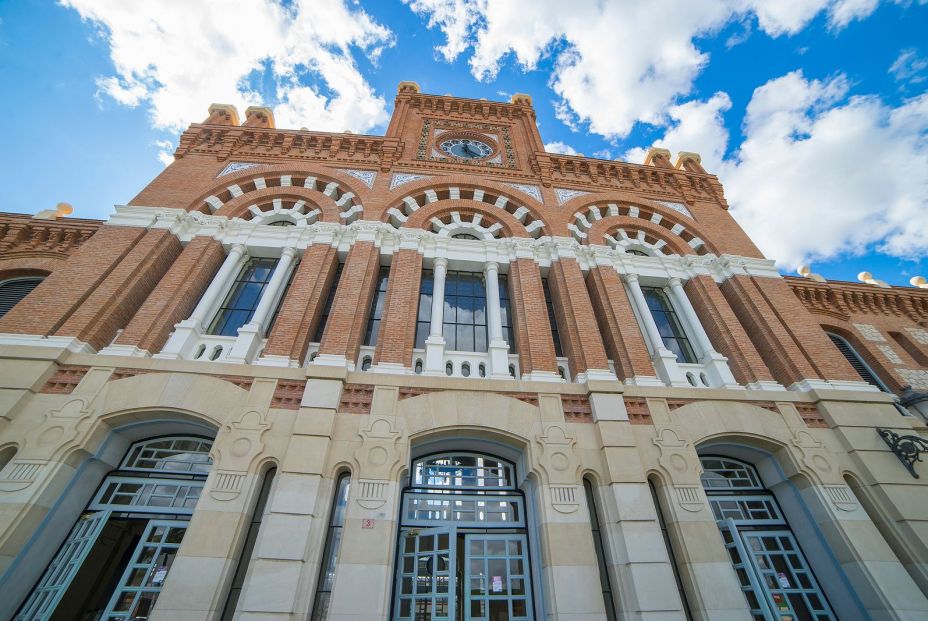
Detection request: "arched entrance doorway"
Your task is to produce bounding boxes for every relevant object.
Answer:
[700,455,836,621]
[16,436,213,620]
[392,452,534,621]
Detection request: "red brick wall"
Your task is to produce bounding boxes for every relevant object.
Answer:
[586,267,654,380]
[319,241,380,363]
[0,226,155,342]
[374,249,423,366]
[720,275,859,385]
[265,243,339,363]
[115,236,225,353]
[684,275,774,385]
[52,229,182,350]
[508,258,557,375]
[547,258,610,376]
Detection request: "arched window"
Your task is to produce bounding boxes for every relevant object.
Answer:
[700,456,836,620]
[826,332,889,391]
[221,466,277,620]
[17,435,214,621]
[0,276,44,318]
[393,452,534,620]
[311,472,351,621]
[584,478,617,620]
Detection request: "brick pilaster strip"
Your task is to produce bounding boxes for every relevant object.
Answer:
[720,275,858,385]
[684,275,775,385]
[547,257,610,375]
[586,266,655,379]
[53,229,182,350]
[319,241,380,363]
[0,225,149,339]
[264,244,339,362]
[374,248,423,366]
[114,237,225,354]
[508,258,557,375]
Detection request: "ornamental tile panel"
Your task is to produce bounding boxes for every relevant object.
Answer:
[342,169,376,189]
[554,188,590,205]
[853,323,886,342]
[217,162,261,177]
[504,183,543,203]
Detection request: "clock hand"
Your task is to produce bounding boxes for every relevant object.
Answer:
[462,143,477,157]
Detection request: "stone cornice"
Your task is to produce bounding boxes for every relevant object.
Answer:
[0,212,101,259]
[108,206,781,284]
[785,276,928,321]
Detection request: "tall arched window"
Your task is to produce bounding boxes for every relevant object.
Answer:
[826,332,889,391]
[700,456,836,620]
[221,466,277,620]
[311,472,351,621]
[393,452,534,620]
[16,436,213,621]
[0,276,44,318]
[583,478,617,620]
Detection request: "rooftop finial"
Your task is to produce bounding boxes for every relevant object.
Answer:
[33,202,73,220]
[858,271,890,288]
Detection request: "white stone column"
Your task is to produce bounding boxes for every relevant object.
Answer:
[423,257,447,375]
[155,243,247,359]
[485,261,511,378]
[624,273,688,387]
[667,278,739,389]
[227,247,298,364]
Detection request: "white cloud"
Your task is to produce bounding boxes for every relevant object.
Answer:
[61,0,393,137]
[404,0,894,140]
[637,72,928,268]
[623,92,732,172]
[154,140,175,167]
[890,48,928,85]
[544,141,579,156]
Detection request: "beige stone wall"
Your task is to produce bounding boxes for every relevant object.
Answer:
[1,348,928,620]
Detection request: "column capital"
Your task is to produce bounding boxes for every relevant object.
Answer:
[485,260,500,275]
[433,256,449,270]
[623,272,640,284]
[667,276,683,288]
[229,243,247,256]
[281,246,299,259]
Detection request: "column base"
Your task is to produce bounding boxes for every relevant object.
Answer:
[423,336,446,375]
[521,370,564,383]
[651,349,691,387]
[225,324,263,365]
[98,343,151,358]
[309,353,351,368]
[370,362,409,375]
[254,355,300,368]
[0,333,94,354]
[624,375,665,387]
[488,340,512,379]
[745,380,787,391]
[576,368,617,383]
[153,319,201,359]
[700,352,742,390]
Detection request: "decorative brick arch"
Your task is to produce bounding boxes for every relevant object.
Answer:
[384,181,549,238]
[188,164,371,223]
[586,216,694,256]
[214,187,342,225]
[396,200,526,239]
[567,197,716,255]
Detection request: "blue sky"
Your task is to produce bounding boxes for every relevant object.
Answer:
[0,0,926,285]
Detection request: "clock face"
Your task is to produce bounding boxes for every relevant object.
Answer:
[440,138,493,160]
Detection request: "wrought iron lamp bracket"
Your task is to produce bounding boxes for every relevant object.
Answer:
[877,428,928,478]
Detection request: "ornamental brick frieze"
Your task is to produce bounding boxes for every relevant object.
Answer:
[787,276,928,321]
[0,214,99,259]
[174,124,402,168]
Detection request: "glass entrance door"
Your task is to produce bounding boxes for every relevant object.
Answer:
[14,511,108,620]
[100,519,188,620]
[464,534,532,621]
[394,527,456,621]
